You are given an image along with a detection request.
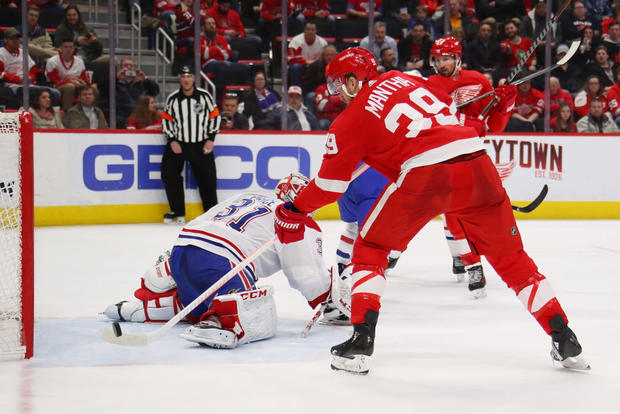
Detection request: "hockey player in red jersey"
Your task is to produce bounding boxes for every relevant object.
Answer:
[273,47,589,374]
[426,36,517,298]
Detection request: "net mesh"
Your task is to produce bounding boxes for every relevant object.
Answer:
[0,112,25,359]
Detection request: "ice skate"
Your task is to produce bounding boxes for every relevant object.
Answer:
[549,314,590,370]
[320,303,350,325]
[181,320,239,349]
[163,211,185,224]
[467,265,487,298]
[452,256,465,282]
[330,311,377,375]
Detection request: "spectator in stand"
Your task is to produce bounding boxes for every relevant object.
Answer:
[219,93,249,130]
[602,6,620,35]
[115,58,160,128]
[582,45,615,87]
[499,19,536,78]
[605,64,620,124]
[28,0,64,28]
[0,28,60,110]
[55,5,106,63]
[399,22,433,74]
[14,6,56,64]
[408,5,435,39]
[292,0,333,26]
[346,0,382,19]
[433,0,477,41]
[153,0,179,37]
[505,74,544,132]
[576,97,619,132]
[552,43,583,93]
[549,76,574,115]
[381,0,413,39]
[206,0,262,53]
[551,101,576,132]
[361,21,398,65]
[21,88,64,129]
[560,0,600,43]
[127,95,163,130]
[257,0,293,40]
[302,44,337,111]
[65,84,108,129]
[264,85,320,131]
[601,21,620,64]
[520,0,559,62]
[584,0,611,21]
[574,74,608,118]
[200,16,250,95]
[473,0,524,23]
[378,47,399,73]
[572,26,600,68]
[419,0,439,17]
[314,80,346,130]
[463,22,499,74]
[242,71,280,129]
[45,38,90,112]
[287,21,327,86]
[172,0,198,73]
[0,0,20,28]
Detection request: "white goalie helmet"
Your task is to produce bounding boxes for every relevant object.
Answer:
[275,172,310,203]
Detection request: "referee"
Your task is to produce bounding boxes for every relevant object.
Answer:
[161,65,221,224]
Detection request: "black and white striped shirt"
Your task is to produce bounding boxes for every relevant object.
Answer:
[162,87,221,143]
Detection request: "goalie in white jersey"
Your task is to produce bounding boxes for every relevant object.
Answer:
[103,175,350,348]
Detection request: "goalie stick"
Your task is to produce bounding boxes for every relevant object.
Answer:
[101,237,276,346]
[457,39,581,110]
[477,0,572,118]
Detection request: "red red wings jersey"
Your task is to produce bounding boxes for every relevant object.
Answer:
[549,89,574,114]
[604,84,620,117]
[426,69,511,132]
[294,71,483,214]
[500,37,534,68]
[513,88,544,118]
[200,34,232,66]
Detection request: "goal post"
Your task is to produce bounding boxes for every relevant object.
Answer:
[0,111,34,360]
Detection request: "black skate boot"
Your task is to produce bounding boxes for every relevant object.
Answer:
[163,211,185,224]
[452,256,465,282]
[549,314,590,370]
[467,265,487,298]
[330,310,378,375]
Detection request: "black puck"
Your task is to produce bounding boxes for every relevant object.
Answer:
[112,321,122,337]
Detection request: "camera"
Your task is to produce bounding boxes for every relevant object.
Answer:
[125,70,137,77]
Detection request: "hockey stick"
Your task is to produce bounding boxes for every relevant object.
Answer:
[101,237,276,346]
[458,40,581,109]
[300,302,328,338]
[512,184,548,213]
[477,0,572,118]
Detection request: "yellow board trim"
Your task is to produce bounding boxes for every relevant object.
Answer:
[33,201,620,226]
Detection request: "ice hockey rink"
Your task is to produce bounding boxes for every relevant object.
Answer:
[1,219,619,413]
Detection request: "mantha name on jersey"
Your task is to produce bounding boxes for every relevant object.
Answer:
[294,71,484,214]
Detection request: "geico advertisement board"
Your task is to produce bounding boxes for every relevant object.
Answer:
[33,131,620,223]
[34,131,326,207]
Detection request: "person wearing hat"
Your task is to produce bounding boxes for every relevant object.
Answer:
[160,66,221,224]
[0,27,61,109]
[264,85,320,131]
[551,43,583,93]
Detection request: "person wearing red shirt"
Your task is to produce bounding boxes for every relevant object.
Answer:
[605,65,620,123]
[206,0,261,57]
[499,19,536,78]
[257,0,294,39]
[573,75,608,119]
[314,82,346,130]
[505,75,544,131]
[346,0,383,19]
[273,47,589,375]
[549,76,574,115]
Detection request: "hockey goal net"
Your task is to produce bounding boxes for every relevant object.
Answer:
[0,111,33,360]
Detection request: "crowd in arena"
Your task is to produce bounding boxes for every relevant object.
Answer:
[2,0,620,133]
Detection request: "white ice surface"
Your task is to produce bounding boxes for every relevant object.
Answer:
[1,220,620,413]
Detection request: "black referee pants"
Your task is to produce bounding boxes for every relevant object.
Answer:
[161,141,218,215]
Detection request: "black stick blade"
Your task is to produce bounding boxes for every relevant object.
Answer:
[512,184,549,213]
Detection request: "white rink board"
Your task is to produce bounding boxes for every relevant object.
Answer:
[33,131,620,208]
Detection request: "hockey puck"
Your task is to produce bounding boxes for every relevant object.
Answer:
[112,322,122,337]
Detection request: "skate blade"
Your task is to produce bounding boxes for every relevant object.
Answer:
[551,349,591,371]
[470,287,487,299]
[330,354,369,375]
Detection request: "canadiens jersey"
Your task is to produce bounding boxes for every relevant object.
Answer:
[294,71,483,214]
[427,69,511,132]
[174,193,329,302]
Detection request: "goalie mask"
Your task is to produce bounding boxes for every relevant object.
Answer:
[326,47,378,97]
[275,172,310,203]
[430,36,462,76]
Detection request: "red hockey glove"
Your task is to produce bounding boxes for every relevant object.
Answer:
[274,203,307,244]
[494,84,517,113]
[459,113,486,137]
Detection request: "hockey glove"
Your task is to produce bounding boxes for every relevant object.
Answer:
[459,113,486,137]
[274,202,307,244]
[494,84,517,113]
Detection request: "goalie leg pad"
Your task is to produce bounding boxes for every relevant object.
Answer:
[103,282,182,322]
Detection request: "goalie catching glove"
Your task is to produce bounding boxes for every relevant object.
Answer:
[181,286,277,349]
